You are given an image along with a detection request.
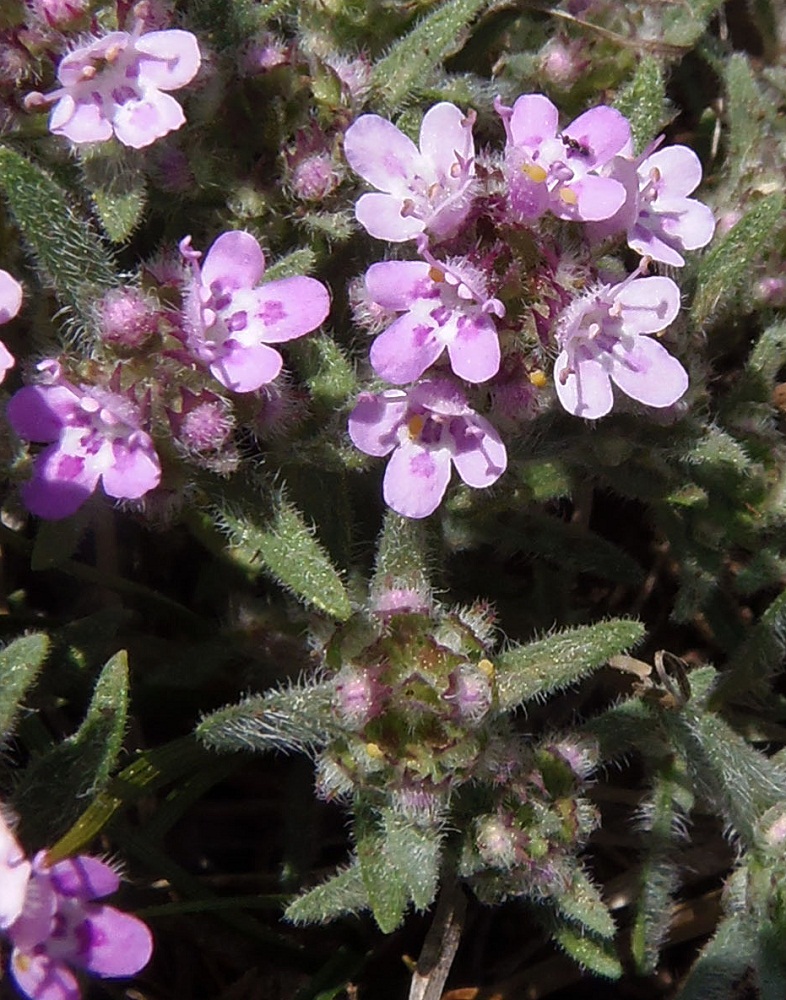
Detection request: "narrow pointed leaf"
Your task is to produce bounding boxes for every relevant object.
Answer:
[0,633,50,739]
[285,862,369,925]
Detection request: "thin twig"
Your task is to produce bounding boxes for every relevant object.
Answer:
[409,881,468,1000]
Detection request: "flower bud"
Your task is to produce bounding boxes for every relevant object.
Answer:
[476,813,521,869]
[389,778,448,827]
[171,390,234,454]
[333,666,388,730]
[285,127,343,202]
[370,585,431,620]
[539,37,588,90]
[443,663,492,725]
[98,287,159,349]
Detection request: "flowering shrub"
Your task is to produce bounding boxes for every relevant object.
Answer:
[2,2,786,999]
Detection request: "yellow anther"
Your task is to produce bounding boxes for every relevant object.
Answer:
[105,44,123,63]
[478,658,495,680]
[529,369,548,388]
[80,65,98,81]
[428,266,445,283]
[559,187,578,206]
[365,742,385,760]
[407,414,426,440]
[522,163,548,183]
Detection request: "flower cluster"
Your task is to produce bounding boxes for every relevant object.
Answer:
[344,93,713,517]
[0,810,152,1000]
[6,232,329,519]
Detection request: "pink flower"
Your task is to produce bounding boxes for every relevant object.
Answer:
[6,361,161,519]
[588,143,715,266]
[365,254,504,385]
[348,379,507,518]
[179,231,330,393]
[0,810,30,933]
[495,93,631,223]
[6,851,152,1000]
[344,102,476,242]
[0,269,22,384]
[28,22,201,148]
[554,270,687,419]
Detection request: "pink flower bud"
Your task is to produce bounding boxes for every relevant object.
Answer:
[755,276,786,308]
[539,37,588,89]
[28,0,91,30]
[476,814,521,869]
[443,663,492,724]
[98,287,159,349]
[370,585,432,620]
[171,390,234,454]
[334,667,388,730]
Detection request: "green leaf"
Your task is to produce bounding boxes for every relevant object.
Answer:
[196,682,336,755]
[82,150,147,243]
[614,56,667,153]
[554,867,616,940]
[0,633,50,739]
[357,828,409,933]
[371,509,432,599]
[371,0,488,111]
[264,247,318,283]
[204,487,352,620]
[552,924,622,979]
[14,650,129,846]
[676,914,756,1000]
[285,862,369,925]
[0,146,116,320]
[495,619,646,710]
[289,334,357,409]
[724,54,775,191]
[381,809,441,912]
[691,193,785,327]
[709,588,786,706]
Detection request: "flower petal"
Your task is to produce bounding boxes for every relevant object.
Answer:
[78,905,153,976]
[554,351,613,419]
[563,105,631,167]
[210,342,283,392]
[355,192,425,242]
[610,335,688,408]
[615,276,681,333]
[202,231,266,290]
[446,313,501,383]
[11,951,80,1000]
[49,856,119,900]
[134,30,201,91]
[643,145,703,198]
[383,440,452,518]
[101,440,161,500]
[6,385,78,443]
[508,94,559,148]
[348,392,407,457]
[370,312,444,384]
[451,416,507,487]
[561,174,626,222]
[344,114,420,193]
[0,270,23,323]
[365,260,433,311]
[419,102,474,177]
[111,91,185,148]
[50,94,113,144]
[248,276,330,343]
[21,443,100,519]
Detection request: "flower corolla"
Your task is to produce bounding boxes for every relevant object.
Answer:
[588,143,715,266]
[496,93,631,223]
[0,269,22,384]
[348,378,507,518]
[365,254,504,385]
[6,361,161,519]
[553,269,687,419]
[344,102,476,242]
[0,810,152,1000]
[179,231,330,393]
[29,22,201,148]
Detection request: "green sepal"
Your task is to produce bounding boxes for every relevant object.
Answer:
[381,808,441,912]
[81,147,147,243]
[371,0,488,111]
[285,861,370,925]
[357,825,410,933]
[554,866,616,940]
[495,619,646,710]
[0,633,50,740]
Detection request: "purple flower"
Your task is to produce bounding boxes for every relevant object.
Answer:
[179,231,330,393]
[0,269,22,384]
[588,143,715,266]
[0,810,30,933]
[27,21,200,148]
[348,379,507,518]
[344,102,475,242]
[365,253,504,385]
[496,93,631,223]
[6,361,161,519]
[553,270,687,419]
[6,850,152,1000]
